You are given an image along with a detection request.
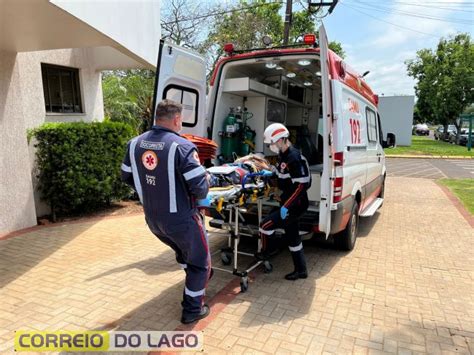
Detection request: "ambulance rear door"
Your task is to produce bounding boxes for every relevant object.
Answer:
[153,40,207,136]
[318,24,334,237]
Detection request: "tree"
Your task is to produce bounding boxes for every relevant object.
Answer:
[201,0,345,80]
[406,34,474,142]
[161,0,213,49]
[102,69,154,134]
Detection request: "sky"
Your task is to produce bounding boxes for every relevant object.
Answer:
[320,0,474,97]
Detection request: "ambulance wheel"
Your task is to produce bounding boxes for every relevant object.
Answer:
[221,252,232,265]
[263,260,273,273]
[240,277,249,293]
[334,201,359,251]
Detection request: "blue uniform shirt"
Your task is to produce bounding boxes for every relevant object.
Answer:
[121,125,209,224]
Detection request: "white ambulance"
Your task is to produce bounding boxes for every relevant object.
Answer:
[153,25,396,250]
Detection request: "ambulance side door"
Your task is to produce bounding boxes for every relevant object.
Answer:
[318,24,334,238]
[153,40,207,137]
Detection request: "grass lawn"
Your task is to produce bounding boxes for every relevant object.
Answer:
[439,179,474,214]
[386,136,474,157]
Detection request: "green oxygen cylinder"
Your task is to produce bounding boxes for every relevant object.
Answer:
[239,110,255,156]
[221,108,238,161]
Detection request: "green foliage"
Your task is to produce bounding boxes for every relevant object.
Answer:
[200,0,345,78]
[102,69,155,134]
[31,122,134,216]
[439,179,474,215]
[328,41,345,59]
[406,34,474,126]
[385,136,473,157]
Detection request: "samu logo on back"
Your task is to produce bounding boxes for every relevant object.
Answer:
[142,151,158,170]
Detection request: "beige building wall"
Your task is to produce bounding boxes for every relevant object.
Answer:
[1,48,105,234]
[0,51,37,234]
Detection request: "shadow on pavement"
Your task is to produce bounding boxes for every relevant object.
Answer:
[87,253,177,282]
[0,223,95,289]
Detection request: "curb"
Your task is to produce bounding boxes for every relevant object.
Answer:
[386,154,474,159]
[436,182,474,228]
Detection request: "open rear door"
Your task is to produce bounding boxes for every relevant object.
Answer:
[318,24,334,237]
[153,40,207,137]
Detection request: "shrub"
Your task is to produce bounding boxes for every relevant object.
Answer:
[30,121,135,217]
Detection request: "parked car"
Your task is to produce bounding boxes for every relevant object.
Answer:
[458,128,470,146]
[434,125,457,141]
[413,123,429,136]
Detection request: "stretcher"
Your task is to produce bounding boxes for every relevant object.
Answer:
[206,168,274,293]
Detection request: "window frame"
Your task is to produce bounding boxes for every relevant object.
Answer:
[365,107,378,144]
[41,63,83,114]
[163,84,199,128]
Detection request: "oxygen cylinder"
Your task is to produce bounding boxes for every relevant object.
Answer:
[239,127,256,156]
[221,108,239,161]
[238,110,255,156]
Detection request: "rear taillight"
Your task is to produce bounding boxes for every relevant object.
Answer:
[333,177,344,203]
[334,151,344,166]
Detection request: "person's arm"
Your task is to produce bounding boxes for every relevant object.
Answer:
[121,140,135,190]
[178,144,209,200]
[281,156,311,209]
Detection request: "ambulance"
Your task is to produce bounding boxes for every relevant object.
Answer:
[152,25,396,251]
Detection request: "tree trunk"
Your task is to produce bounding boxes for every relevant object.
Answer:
[454,121,461,145]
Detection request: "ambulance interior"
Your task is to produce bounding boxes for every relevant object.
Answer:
[211,55,324,212]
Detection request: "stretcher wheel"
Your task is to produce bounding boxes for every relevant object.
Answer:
[263,260,273,273]
[240,277,249,293]
[221,251,232,265]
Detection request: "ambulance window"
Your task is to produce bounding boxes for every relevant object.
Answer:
[365,108,378,143]
[163,85,199,127]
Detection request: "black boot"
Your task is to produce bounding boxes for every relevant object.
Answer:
[284,250,308,280]
[181,304,210,324]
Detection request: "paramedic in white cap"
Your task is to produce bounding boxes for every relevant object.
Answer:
[257,123,311,280]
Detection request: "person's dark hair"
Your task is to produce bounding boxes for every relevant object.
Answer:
[155,99,182,121]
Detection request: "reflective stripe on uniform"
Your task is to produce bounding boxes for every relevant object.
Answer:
[288,243,303,252]
[121,163,132,173]
[292,176,311,183]
[277,172,291,179]
[185,286,205,297]
[259,228,275,235]
[129,137,143,203]
[183,166,206,181]
[168,142,179,213]
[179,263,187,269]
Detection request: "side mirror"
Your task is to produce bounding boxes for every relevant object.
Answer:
[383,133,396,148]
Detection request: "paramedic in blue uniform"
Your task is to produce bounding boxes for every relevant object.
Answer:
[121,99,211,324]
[258,123,311,280]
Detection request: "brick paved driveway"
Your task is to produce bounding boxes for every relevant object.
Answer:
[1,177,473,354]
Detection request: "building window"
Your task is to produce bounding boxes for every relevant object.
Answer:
[41,64,83,113]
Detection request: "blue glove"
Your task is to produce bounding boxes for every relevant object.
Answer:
[196,196,211,207]
[261,169,274,177]
[280,206,288,219]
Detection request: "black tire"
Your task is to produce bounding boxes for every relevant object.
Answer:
[221,252,231,265]
[334,201,359,251]
[240,277,248,293]
[263,261,273,273]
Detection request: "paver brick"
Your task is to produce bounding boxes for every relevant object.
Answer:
[0,177,473,354]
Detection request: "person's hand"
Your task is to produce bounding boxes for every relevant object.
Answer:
[197,196,211,207]
[280,206,288,219]
[260,169,274,177]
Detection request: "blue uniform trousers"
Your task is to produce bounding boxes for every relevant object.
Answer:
[150,213,211,317]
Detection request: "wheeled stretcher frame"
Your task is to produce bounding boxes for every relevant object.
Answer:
[209,173,273,293]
